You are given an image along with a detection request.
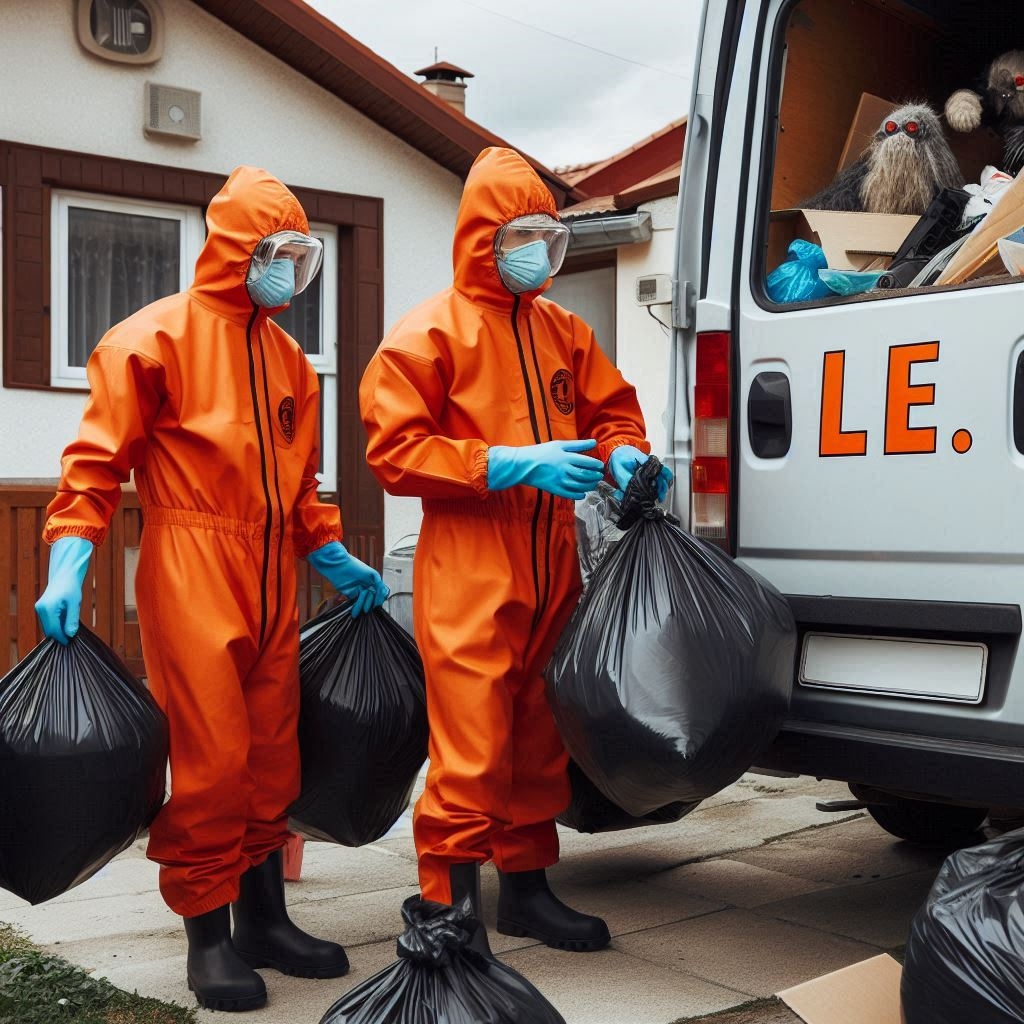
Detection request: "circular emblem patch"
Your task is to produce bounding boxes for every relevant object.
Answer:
[550,369,574,415]
[278,396,296,443]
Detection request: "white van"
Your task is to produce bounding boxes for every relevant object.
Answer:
[671,0,1024,843]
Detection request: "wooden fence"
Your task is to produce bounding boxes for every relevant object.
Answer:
[2,483,333,676]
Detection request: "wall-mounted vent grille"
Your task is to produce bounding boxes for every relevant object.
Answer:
[145,83,202,142]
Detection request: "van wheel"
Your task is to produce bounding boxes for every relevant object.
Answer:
[866,798,988,846]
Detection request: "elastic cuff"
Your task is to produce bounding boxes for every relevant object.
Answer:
[296,525,343,560]
[41,524,106,547]
[470,446,490,498]
[596,436,650,466]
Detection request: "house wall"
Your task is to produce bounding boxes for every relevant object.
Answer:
[0,0,460,551]
[614,196,678,454]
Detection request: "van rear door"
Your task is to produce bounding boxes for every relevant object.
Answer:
[712,0,1024,802]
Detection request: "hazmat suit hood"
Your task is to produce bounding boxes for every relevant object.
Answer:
[190,165,309,321]
[452,147,559,311]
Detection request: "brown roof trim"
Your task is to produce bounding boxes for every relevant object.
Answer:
[191,0,579,206]
[571,117,686,199]
[615,162,681,208]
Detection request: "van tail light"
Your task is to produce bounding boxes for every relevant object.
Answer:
[691,331,731,549]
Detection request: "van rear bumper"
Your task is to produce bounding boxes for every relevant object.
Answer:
[755,719,1024,807]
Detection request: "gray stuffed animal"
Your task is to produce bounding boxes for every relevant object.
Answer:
[945,50,1024,176]
[804,102,963,215]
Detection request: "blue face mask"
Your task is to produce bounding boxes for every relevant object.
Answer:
[247,258,295,308]
[497,240,551,293]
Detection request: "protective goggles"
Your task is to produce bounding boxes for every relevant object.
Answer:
[494,214,571,276]
[246,230,323,297]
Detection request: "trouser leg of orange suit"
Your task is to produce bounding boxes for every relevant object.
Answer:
[139,522,297,916]
[239,546,301,868]
[413,512,575,903]
[493,523,581,872]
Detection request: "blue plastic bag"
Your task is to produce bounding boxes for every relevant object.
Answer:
[767,240,832,303]
[818,269,884,296]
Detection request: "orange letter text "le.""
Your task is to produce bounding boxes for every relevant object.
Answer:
[885,341,939,455]
[819,350,867,457]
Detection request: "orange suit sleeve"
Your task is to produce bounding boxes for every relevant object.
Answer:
[571,319,651,463]
[293,362,343,558]
[42,344,165,547]
[359,346,490,500]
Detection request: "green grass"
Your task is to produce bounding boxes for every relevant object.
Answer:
[0,923,196,1024]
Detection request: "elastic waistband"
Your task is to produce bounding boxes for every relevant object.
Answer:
[145,506,290,539]
[422,495,577,526]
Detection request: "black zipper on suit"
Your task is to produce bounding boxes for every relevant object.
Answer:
[526,317,556,624]
[245,304,273,646]
[257,330,287,641]
[510,295,544,621]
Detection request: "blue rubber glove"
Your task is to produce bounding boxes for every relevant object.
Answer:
[609,446,674,501]
[308,541,389,617]
[35,536,94,644]
[488,440,605,501]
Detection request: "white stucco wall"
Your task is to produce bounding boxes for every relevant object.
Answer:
[614,196,679,455]
[0,0,459,549]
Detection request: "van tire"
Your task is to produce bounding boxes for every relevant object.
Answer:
[866,798,988,846]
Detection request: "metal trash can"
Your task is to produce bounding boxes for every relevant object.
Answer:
[382,535,417,638]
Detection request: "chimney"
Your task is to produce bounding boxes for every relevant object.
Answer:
[414,60,474,116]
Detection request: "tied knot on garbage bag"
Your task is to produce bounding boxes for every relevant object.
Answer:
[396,896,479,968]
[320,898,566,1024]
[617,455,679,530]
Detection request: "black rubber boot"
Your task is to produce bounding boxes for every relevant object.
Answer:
[231,850,349,979]
[449,861,494,958]
[183,905,267,1012]
[497,869,611,952]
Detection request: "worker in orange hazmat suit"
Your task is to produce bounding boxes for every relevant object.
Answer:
[36,166,388,1012]
[360,146,670,954]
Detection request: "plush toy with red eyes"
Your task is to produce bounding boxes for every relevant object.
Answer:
[804,102,964,216]
[945,51,1024,177]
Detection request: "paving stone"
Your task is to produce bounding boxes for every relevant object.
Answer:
[754,870,939,949]
[95,937,397,1024]
[616,908,881,998]
[499,944,745,1024]
[648,857,834,908]
[286,840,420,901]
[734,827,947,887]
[282,885,422,949]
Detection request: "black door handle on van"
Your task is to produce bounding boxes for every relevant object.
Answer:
[748,372,792,458]
[1014,353,1024,455]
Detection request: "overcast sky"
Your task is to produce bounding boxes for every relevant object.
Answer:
[306,0,703,169]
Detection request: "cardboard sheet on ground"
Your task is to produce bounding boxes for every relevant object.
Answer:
[777,954,902,1024]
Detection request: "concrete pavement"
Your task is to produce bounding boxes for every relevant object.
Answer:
[0,774,956,1024]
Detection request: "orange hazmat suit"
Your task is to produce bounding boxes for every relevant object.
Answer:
[360,147,650,902]
[42,167,341,917]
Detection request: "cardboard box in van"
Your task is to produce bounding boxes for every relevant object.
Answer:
[837,93,897,172]
[769,209,920,273]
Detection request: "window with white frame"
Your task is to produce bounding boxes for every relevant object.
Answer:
[50,191,204,388]
[272,223,338,493]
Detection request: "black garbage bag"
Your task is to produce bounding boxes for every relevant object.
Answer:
[320,895,566,1024]
[289,603,428,846]
[557,759,698,834]
[902,828,1024,1024]
[546,457,795,817]
[0,628,169,905]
